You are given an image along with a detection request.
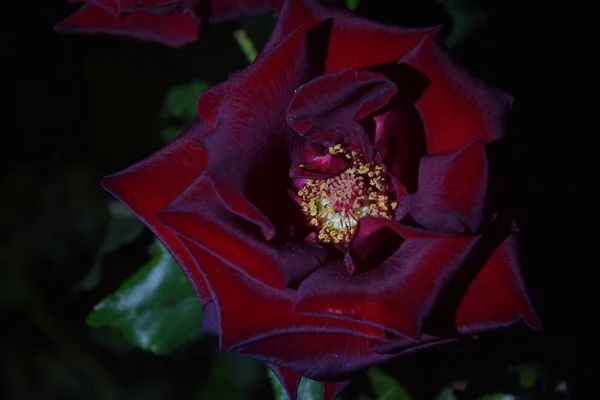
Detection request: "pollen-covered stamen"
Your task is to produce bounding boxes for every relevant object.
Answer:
[297,145,397,245]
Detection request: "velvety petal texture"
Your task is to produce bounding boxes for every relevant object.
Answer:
[56,0,278,46]
[102,0,539,397]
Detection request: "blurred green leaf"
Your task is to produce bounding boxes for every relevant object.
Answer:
[438,0,487,48]
[508,363,541,389]
[345,0,361,11]
[75,201,144,291]
[233,29,258,63]
[268,369,323,400]
[87,239,202,354]
[196,354,264,400]
[360,367,413,400]
[160,127,183,143]
[161,80,210,119]
[436,388,458,400]
[479,395,516,400]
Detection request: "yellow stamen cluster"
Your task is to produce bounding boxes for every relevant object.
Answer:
[297,145,397,245]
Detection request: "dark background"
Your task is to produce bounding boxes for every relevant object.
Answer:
[2,0,599,399]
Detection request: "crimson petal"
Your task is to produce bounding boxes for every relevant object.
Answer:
[401,37,513,154]
[55,4,200,47]
[239,333,394,381]
[101,117,211,305]
[373,103,427,194]
[264,0,439,73]
[369,334,455,355]
[456,233,542,333]
[209,0,277,23]
[200,28,310,240]
[294,219,480,339]
[68,0,120,16]
[411,140,488,235]
[157,175,325,288]
[287,68,397,151]
[165,237,384,351]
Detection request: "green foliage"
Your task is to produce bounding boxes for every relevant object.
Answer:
[160,80,211,142]
[161,81,210,120]
[86,239,202,354]
[268,369,323,400]
[196,354,265,400]
[360,368,413,400]
[76,201,144,291]
[345,0,361,11]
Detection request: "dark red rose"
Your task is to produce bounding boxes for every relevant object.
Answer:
[103,0,540,397]
[55,0,280,47]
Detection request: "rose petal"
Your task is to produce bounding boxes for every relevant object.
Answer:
[68,0,120,16]
[200,28,311,240]
[368,334,454,354]
[157,174,325,288]
[169,237,384,351]
[264,0,439,73]
[209,0,276,23]
[374,104,427,194]
[287,68,397,151]
[55,4,200,47]
[401,37,513,154]
[294,219,480,339]
[456,233,542,333]
[411,140,488,235]
[239,333,394,381]
[269,364,301,400]
[101,117,211,305]
[119,0,193,13]
[196,81,230,128]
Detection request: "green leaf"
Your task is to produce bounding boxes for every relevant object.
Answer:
[345,0,361,11]
[161,80,210,119]
[86,239,202,354]
[436,388,458,400]
[438,0,487,48]
[479,395,517,400]
[364,368,413,400]
[508,363,541,389]
[75,201,144,291]
[196,354,264,400]
[160,126,183,143]
[233,29,258,63]
[268,369,323,400]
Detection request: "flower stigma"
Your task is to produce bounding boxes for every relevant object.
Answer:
[297,144,397,246]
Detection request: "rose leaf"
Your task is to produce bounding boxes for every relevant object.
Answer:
[268,369,323,400]
[360,367,414,400]
[86,239,202,354]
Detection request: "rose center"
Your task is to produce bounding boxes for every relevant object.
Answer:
[297,144,397,245]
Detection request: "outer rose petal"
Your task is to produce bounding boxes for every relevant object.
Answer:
[294,219,480,339]
[401,37,513,154]
[157,175,327,288]
[263,0,439,73]
[55,4,199,47]
[239,333,395,381]
[411,140,489,235]
[166,236,384,351]
[101,117,211,305]
[209,0,277,23]
[201,28,311,241]
[456,233,542,333]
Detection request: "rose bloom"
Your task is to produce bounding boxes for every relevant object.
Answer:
[103,0,541,398]
[55,0,280,47]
